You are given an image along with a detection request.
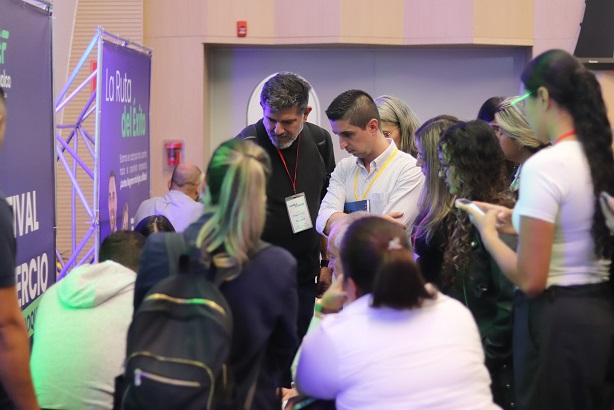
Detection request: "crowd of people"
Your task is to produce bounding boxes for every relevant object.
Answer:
[0,48,613,409]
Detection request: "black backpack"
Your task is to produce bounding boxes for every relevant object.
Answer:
[121,233,267,410]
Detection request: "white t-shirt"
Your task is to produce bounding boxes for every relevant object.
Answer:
[512,141,609,287]
[295,289,497,410]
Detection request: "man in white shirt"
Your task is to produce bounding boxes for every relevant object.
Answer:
[134,162,204,232]
[316,89,424,235]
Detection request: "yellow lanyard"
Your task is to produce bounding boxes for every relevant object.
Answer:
[353,148,398,201]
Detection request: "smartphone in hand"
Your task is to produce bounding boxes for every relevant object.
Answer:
[456,198,485,216]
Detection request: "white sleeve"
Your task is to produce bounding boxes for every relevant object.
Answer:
[382,163,424,229]
[316,163,349,234]
[515,156,564,223]
[295,323,341,399]
[290,315,322,381]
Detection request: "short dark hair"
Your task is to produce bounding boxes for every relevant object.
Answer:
[260,72,311,113]
[0,86,5,103]
[340,217,434,309]
[477,97,505,122]
[134,215,175,237]
[326,89,380,129]
[99,231,145,272]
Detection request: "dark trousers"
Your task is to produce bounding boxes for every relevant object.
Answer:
[297,281,317,342]
[513,283,614,410]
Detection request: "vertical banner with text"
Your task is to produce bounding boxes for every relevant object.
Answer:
[0,0,55,332]
[99,41,151,242]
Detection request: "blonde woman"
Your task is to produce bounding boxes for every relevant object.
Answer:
[375,95,420,157]
[410,115,460,287]
[135,139,299,409]
[493,97,550,192]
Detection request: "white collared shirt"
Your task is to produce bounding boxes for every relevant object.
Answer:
[134,190,204,232]
[316,139,424,233]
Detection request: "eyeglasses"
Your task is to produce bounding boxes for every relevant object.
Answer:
[438,163,450,178]
[510,90,536,107]
[382,127,398,138]
[496,90,535,118]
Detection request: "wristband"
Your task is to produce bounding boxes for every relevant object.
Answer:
[320,259,329,268]
[314,299,337,316]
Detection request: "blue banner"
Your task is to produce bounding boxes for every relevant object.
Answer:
[0,0,55,329]
[99,41,151,241]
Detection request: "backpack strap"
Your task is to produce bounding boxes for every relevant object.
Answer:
[163,233,190,275]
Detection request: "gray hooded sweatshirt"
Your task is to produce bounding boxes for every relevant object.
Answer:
[30,260,135,410]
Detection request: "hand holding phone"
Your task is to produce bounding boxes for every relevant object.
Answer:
[456,198,485,216]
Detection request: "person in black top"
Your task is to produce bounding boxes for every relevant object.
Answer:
[236,72,335,345]
[0,87,38,409]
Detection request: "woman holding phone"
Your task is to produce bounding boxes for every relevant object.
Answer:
[438,120,516,409]
[458,49,614,409]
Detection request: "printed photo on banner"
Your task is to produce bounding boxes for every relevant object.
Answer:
[98,41,151,242]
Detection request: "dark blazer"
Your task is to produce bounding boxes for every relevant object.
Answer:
[134,214,299,409]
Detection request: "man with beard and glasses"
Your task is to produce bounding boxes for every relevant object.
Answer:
[237,72,335,354]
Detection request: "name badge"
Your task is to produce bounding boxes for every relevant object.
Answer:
[285,192,313,234]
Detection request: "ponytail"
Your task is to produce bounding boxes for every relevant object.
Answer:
[197,139,271,269]
[340,217,435,310]
[569,69,614,258]
[521,49,614,259]
[372,248,433,309]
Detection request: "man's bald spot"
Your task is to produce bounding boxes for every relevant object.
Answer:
[171,162,202,188]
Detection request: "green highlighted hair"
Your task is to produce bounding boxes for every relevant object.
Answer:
[197,139,271,269]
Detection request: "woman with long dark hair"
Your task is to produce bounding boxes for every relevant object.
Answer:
[459,49,614,409]
[438,120,516,409]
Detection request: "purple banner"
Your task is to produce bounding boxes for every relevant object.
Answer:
[0,0,55,329]
[99,41,151,242]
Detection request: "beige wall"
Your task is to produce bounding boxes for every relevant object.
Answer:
[57,0,614,199]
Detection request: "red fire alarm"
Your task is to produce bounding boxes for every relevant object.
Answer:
[237,21,247,37]
[164,141,183,167]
